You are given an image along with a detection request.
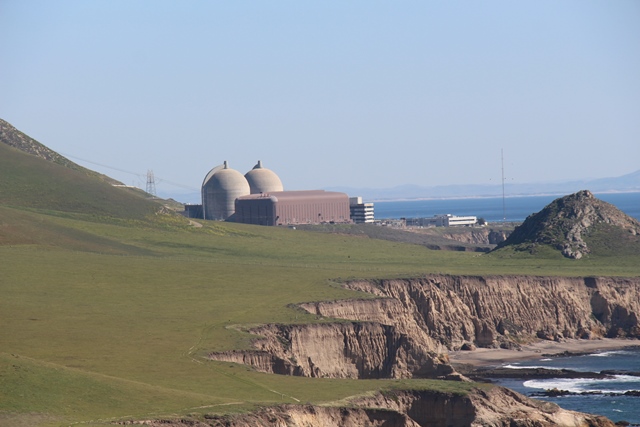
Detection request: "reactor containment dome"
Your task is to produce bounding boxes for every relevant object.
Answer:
[245,160,283,194]
[201,161,250,220]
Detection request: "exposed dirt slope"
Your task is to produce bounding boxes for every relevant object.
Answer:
[210,322,456,379]
[119,387,614,427]
[210,275,640,381]
[316,276,640,349]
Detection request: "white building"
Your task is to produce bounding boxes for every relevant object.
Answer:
[349,197,374,223]
[418,214,477,227]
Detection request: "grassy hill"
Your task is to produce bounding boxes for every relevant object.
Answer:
[0,118,120,185]
[1,123,640,426]
[0,142,160,220]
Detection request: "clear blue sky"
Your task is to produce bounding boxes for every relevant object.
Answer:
[2,1,639,200]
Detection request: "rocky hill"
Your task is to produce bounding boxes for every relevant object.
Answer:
[493,190,640,259]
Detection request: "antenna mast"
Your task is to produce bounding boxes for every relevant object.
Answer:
[501,149,506,222]
[146,170,157,196]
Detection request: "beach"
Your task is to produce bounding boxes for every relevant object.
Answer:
[448,338,638,367]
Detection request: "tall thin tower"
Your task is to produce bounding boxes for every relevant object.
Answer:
[501,149,506,222]
[146,170,157,196]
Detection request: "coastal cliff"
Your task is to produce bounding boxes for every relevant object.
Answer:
[209,322,455,379]
[314,275,640,349]
[119,387,614,427]
[210,275,640,380]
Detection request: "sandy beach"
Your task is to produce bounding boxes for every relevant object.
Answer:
[448,338,639,367]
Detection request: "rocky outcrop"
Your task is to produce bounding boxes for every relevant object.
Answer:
[306,276,640,350]
[210,275,640,379]
[209,322,455,379]
[437,229,509,246]
[494,190,640,259]
[120,387,614,427]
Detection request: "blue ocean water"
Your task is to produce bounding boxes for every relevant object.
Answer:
[496,347,640,424]
[374,192,640,223]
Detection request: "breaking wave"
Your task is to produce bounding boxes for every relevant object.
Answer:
[523,375,640,394]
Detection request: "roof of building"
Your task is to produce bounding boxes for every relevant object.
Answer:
[237,190,348,203]
[202,161,249,193]
[244,160,283,194]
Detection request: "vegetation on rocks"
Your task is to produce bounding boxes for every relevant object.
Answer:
[492,190,640,259]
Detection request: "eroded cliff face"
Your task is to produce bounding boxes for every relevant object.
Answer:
[437,229,509,246]
[209,275,640,380]
[339,276,640,349]
[209,322,455,379]
[120,387,614,427]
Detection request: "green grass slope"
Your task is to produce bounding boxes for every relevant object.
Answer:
[2,214,639,426]
[0,118,119,184]
[1,126,639,426]
[0,142,159,220]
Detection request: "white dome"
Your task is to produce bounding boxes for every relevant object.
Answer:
[245,160,283,194]
[202,161,250,220]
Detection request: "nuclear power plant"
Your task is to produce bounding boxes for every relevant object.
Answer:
[185,160,374,226]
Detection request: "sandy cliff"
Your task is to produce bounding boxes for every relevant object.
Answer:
[210,322,455,379]
[210,275,640,380]
[119,387,614,427]
[200,274,640,426]
[316,276,640,350]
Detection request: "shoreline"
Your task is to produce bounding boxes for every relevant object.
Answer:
[448,338,639,368]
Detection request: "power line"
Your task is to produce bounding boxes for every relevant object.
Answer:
[146,170,157,196]
[59,152,199,191]
[60,152,141,177]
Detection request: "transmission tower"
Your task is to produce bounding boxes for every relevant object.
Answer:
[146,170,157,196]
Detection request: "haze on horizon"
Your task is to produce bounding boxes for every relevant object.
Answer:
[1,1,639,198]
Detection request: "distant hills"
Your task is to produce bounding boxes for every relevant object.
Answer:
[327,171,640,202]
[4,117,638,205]
[164,170,640,205]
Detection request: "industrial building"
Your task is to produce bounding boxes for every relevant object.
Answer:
[235,190,351,226]
[406,214,477,227]
[349,197,374,223]
[201,160,282,220]
[191,160,373,226]
[244,160,284,194]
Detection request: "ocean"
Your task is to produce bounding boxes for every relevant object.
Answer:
[375,192,640,423]
[373,192,640,223]
[495,347,640,424]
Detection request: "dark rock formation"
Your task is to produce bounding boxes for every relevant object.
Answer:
[493,190,640,259]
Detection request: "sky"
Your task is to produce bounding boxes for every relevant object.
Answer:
[1,1,639,202]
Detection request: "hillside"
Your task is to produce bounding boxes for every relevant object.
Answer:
[0,120,162,221]
[493,190,640,259]
[1,122,639,426]
[0,118,120,185]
